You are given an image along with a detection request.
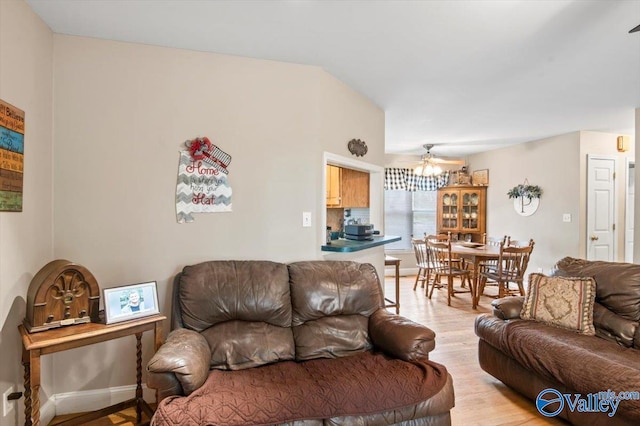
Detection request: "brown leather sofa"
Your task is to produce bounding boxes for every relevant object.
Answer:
[475,257,640,425]
[147,260,455,425]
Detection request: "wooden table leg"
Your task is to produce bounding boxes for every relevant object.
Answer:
[135,332,143,424]
[22,349,31,426]
[472,258,480,309]
[153,321,163,406]
[25,349,41,426]
[384,257,401,314]
[394,261,400,314]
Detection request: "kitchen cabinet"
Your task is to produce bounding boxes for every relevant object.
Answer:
[437,186,486,240]
[326,165,342,206]
[326,165,369,208]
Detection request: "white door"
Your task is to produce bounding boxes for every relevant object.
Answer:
[587,156,616,261]
[625,160,635,263]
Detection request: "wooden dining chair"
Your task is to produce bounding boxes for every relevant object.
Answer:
[421,234,452,294]
[412,235,448,295]
[479,239,535,298]
[476,234,508,296]
[411,238,430,291]
[506,237,531,247]
[426,239,472,306]
[426,233,465,272]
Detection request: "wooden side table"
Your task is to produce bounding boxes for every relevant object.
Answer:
[19,314,165,426]
[384,255,401,314]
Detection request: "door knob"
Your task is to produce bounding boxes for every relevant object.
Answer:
[590,235,599,241]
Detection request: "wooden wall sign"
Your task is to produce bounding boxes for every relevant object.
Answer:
[0,99,25,212]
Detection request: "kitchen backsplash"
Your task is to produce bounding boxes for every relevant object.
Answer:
[345,208,370,225]
[326,207,371,234]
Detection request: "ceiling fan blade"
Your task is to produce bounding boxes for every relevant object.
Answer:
[431,158,465,165]
[630,24,640,33]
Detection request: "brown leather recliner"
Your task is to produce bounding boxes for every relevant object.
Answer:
[147,260,455,425]
[475,257,640,425]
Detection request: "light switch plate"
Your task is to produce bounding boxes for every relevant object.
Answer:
[302,212,312,227]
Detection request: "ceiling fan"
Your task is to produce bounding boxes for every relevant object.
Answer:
[630,24,640,33]
[413,144,465,177]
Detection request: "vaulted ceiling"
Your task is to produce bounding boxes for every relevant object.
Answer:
[27,0,640,156]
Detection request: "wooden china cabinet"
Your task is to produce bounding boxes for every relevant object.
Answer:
[437,185,487,242]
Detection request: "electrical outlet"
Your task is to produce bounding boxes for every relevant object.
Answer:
[3,386,15,417]
[562,213,571,223]
[302,212,312,227]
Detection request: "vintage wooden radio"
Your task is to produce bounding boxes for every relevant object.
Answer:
[24,259,101,333]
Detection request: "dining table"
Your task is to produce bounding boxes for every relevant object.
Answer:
[450,242,502,308]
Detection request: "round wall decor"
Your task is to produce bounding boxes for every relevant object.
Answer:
[513,197,540,216]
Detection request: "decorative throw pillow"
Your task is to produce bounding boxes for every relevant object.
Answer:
[520,273,596,335]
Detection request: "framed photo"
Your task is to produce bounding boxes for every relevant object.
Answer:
[472,169,489,186]
[103,281,159,324]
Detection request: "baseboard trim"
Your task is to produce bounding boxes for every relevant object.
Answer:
[53,385,155,416]
[40,398,56,426]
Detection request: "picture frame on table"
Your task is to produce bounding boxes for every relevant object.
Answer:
[103,281,159,324]
[472,169,489,186]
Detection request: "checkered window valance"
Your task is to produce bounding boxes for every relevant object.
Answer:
[384,168,450,191]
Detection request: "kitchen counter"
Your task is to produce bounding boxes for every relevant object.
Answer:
[321,235,401,253]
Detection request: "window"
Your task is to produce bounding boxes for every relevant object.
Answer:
[384,190,437,250]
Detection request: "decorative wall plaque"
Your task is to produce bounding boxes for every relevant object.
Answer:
[348,138,368,157]
[176,136,233,223]
[0,99,25,212]
[507,180,542,217]
[24,260,101,333]
[472,169,489,186]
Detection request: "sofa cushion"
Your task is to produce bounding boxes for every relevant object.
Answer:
[553,257,640,322]
[288,261,383,360]
[178,260,294,369]
[593,302,639,348]
[475,315,640,421]
[152,351,449,426]
[521,273,596,335]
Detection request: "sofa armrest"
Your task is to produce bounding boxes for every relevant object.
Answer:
[146,328,211,400]
[369,309,436,361]
[491,296,524,320]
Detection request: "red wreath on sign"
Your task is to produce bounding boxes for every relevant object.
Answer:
[187,137,213,161]
[184,136,232,174]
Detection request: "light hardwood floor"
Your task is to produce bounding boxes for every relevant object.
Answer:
[385,274,566,426]
[51,275,565,426]
[49,409,150,426]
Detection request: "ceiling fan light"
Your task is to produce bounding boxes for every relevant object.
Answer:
[414,164,424,175]
[424,164,434,176]
[433,165,443,175]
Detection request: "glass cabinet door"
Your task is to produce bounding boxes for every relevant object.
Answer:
[460,190,481,232]
[440,191,458,231]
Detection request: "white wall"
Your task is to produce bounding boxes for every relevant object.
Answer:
[0,1,54,425]
[635,108,640,263]
[467,133,581,274]
[467,130,635,274]
[52,35,384,398]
